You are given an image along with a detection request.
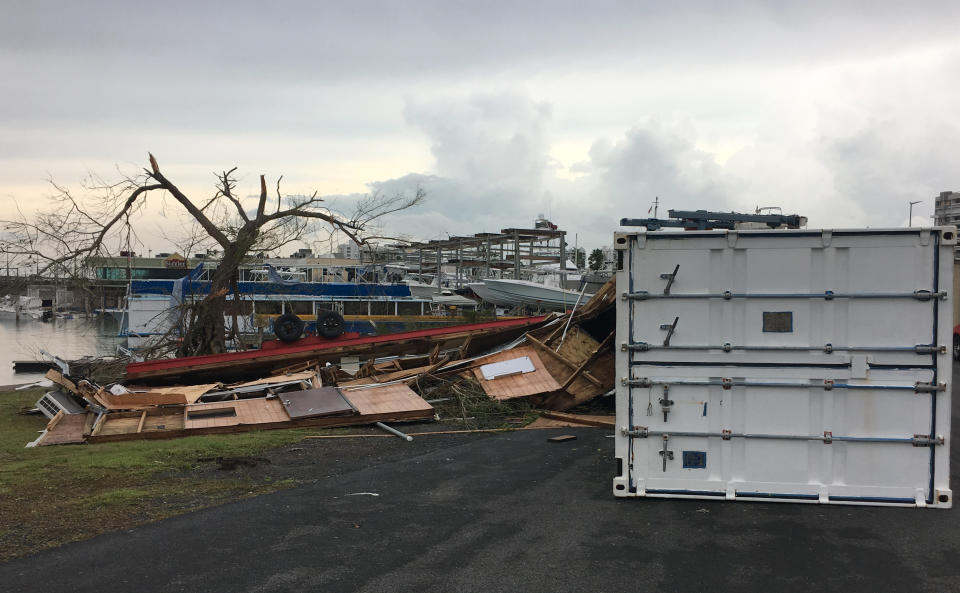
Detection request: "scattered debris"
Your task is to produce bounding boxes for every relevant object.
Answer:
[376,422,414,441]
[547,435,578,443]
[22,279,617,447]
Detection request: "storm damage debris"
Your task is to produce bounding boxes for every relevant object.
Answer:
[28,368,434,446]
[24,280,617,447]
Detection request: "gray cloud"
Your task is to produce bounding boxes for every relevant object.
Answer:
[3,1,960,254]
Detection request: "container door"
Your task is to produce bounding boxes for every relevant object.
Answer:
[613,228,954,507]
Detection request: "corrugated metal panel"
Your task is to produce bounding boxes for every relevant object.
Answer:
[613,227,954,507]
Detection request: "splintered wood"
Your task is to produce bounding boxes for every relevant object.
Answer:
[471,347,562,400]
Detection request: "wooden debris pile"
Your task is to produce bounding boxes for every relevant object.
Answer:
[29,368,434,446]
[26,279,618,446]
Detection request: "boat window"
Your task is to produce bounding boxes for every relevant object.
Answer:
[289,301,313,315]
[369,301,392,315]
[398,301,422,316]
[225,300,253,316]
[254,301,282,315]
[342,301,365,315]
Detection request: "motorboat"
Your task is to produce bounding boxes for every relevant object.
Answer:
[481,278,592,311]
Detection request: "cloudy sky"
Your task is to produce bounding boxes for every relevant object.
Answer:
[2,0,959,253]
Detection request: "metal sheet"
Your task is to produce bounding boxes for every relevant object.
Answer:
[280,387,357,420]
[613,227,954,508]
[480,356,535,380]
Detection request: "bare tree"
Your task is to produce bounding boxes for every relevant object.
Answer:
[1,154,424,356]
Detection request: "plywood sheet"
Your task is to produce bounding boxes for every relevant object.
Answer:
[37,413,88,446]
[471,347,562,400]
[342,383,434,416]
[184,398,290,430]
[279,387,356,420]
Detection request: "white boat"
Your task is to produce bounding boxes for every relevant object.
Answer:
[428,291,479,314]
[0,295,43,319]
[467,282,511,307]
[481,278,592,311]
[402,275,442,298]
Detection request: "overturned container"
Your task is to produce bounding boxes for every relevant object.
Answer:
[613,227,954,507]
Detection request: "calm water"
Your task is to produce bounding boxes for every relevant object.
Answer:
[0,315,126,386]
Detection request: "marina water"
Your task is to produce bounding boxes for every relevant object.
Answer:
[0,316,125,386]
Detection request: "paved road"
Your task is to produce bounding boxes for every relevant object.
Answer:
[3,370,960,593]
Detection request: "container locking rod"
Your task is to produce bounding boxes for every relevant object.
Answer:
[660,264,680,295]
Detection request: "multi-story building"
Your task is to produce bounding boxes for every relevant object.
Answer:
[934,191,960,226]
[336,241,361,260]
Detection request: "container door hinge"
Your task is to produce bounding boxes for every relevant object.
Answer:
[914,382,947,393]
[659,385,673,422]
[624,377,651,387]
[912,435,945,447]
[623,426,649,438]
[659,435,674,472]
[660,264,680,295]
[823,431,833,444]
[913,290,948,301]
[660,316,679,346]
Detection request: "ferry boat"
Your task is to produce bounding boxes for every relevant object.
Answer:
[122,278,480,346]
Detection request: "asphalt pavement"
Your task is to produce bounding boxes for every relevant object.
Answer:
[3,368,960,593]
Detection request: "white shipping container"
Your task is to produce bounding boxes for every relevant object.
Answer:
[612,227,954,507]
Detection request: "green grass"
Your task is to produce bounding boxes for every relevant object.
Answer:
[0,389,315,562]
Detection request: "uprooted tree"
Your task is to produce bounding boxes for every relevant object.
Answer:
[1,153,424,356]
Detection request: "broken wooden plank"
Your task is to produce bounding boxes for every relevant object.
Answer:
[538,411,615,429]
[45,369,77,394]
[525,335,602,387]
[46,410,65,431]
[304,425,567,439]
[136,410,147,433]
[559,330,615,390]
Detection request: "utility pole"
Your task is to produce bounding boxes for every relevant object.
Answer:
[908,200,923,227]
